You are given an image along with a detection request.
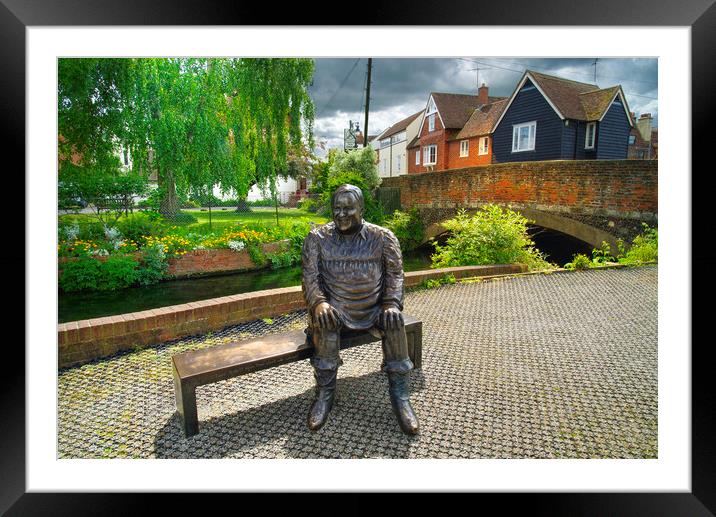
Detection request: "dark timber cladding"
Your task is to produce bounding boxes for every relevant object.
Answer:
[598,99,631,159]
[492,79,564,163]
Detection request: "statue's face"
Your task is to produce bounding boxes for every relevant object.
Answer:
[332,192,363,234]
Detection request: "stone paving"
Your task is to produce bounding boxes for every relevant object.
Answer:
[57,266,658,459]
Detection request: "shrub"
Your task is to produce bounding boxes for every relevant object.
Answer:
[59,257,102,292]
[385,208,425,252]
[591,241,616,265]
[328,146,380,191]
[136,243,168,286]
[619,224,658,265]
[319,171,385,224]
[165,212,198,225]
[116,212,165,242]
[297,198,318,213]
[430,206,552,271]
[99,255,139,291]
[565,253,592,270]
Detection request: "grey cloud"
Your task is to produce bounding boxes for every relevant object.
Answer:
[309,57,658,152]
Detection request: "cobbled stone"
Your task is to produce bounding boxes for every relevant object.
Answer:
[58,266,658,459]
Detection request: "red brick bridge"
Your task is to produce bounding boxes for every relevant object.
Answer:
[379,159,657,252]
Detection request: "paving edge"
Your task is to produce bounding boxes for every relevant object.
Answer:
[57,263,526,369]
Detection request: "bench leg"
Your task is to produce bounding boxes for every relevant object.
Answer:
[409,323,423,369]
[173,367,199,438]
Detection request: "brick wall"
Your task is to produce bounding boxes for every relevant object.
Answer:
[383,159,657,219]
[446,136,492,169]
[59,240,289,279]
[57,264,525,369]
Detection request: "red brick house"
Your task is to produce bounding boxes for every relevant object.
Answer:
[407,84,507,174]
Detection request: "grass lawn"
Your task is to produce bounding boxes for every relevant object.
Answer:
[58,207,330,235]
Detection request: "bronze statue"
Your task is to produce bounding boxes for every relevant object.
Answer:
[301,184,419,435]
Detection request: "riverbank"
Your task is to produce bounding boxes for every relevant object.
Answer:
[57,264,527,368]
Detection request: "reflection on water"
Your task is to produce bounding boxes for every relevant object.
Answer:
[58,248,435,323]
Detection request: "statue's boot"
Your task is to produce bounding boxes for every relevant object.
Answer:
[387,371,419,435]
[307,366,338,431]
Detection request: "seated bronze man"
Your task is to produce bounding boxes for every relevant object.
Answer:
[301,184,419,435]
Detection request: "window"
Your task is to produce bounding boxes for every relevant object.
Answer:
[428,114,435,132]
[479,137,489,155]
[628,135,636,145]
[512,121,536,152]
[585,122,596,149]
[423,145,437,165]
[460,140,469,157]
[415,150,420,165]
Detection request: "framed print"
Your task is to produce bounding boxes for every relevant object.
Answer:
[6,0,715,514]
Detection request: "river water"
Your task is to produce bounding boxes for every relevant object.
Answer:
[58,248,434,323]
[58,229,593,323]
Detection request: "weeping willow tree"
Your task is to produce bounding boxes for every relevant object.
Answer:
[58,57,315,216]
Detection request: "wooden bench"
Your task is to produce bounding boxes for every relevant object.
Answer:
[172,315,423,437]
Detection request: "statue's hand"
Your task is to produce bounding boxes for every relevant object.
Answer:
[380,305,404,331]
[314,302,341,330]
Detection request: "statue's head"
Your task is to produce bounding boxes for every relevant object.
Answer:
[331,184,364,234]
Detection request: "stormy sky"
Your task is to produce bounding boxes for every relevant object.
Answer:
[308,57,658,156]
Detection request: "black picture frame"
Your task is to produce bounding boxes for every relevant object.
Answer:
[6,0,714,514]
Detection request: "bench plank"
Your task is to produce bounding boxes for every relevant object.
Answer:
[172,315,422,437]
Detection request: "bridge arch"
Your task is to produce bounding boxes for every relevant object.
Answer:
[423,206,621,253]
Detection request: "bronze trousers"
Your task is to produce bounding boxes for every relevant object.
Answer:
[310,322,414,374]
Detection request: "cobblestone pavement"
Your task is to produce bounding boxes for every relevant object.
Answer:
[58,266,658,459]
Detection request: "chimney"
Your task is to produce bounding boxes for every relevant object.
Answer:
[477,83,489,105]
[637,113,652,142]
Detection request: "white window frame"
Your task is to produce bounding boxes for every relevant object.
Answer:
[479,137,489,155]
[428,114,435,132]
[423,144,437,165]
[415,150,420,165]
[512,121,536,152]
[460,140,469,157]
[585,122,597,149]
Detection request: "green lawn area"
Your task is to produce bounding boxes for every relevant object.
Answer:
[187,207,329,229]
[59,207,330,235]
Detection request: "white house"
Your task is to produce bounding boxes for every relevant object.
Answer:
[375,110,424,178]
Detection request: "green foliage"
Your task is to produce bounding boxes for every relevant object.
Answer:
[384,208,425,252]
[247,243,266,267]
[59,257,102,292]
[430,206,552,271]
[59,57,315,217]
[619,224,658,265]
[116,212,165,242]
[136,243,168,286]
[99,255,140,291]
[591,241,616,265]
[564,253,593,271]
[328,146,380,191]
[297,197,318,212]
[319,171,385,224]
[59,167,149,225]
[418,274,457,290]
[246,198,277,207]
[166,212,199,225]
[267,249,301,269]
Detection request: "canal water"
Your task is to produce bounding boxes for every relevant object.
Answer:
[58,229,593,323]
[58,248,435,323]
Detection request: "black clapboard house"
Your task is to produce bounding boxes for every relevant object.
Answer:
[491,70,635,163]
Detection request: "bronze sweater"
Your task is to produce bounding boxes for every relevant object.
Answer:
[301,221,404,330]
